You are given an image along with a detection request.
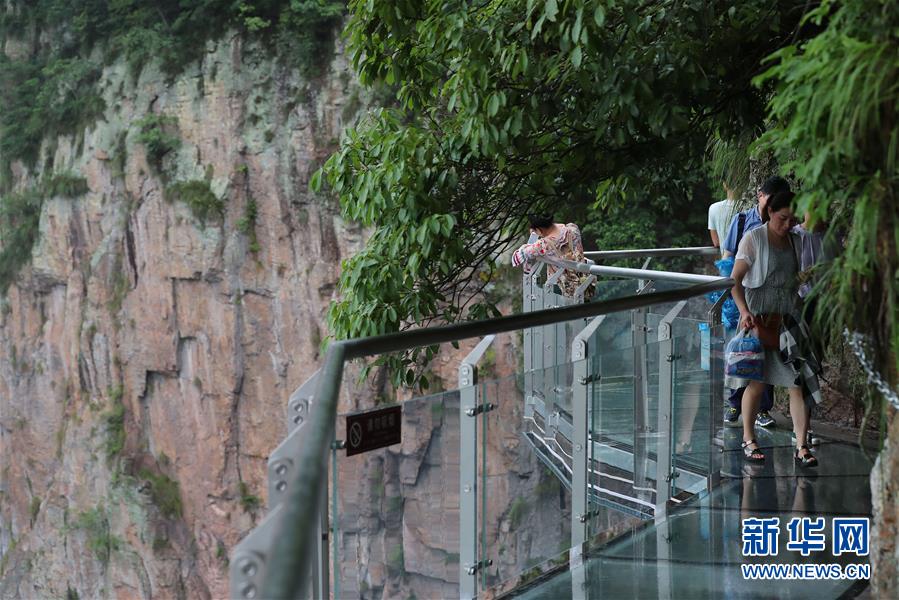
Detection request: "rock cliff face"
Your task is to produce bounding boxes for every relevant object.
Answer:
[3,22,894,600]
[0,35,364,599]
[872,415,899,597]
[0,32,585,600]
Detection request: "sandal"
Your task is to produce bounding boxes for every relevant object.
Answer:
[794,445,819,468]
[741,439,765,463]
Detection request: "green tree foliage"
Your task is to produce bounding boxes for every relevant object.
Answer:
[0,54,104,175]
[754,0,899,383]
[318,0,810,382]
[0,1,345,76]
[138,467,183,519]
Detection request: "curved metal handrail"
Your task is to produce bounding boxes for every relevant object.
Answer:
[584,246,719,260]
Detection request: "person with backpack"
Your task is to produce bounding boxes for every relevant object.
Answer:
[720,177,791,428]
[707,183,741,256]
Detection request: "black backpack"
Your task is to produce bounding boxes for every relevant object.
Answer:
[735,212,747,249]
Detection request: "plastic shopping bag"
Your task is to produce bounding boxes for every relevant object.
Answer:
[724,330,764,381]
[705,258,740,329]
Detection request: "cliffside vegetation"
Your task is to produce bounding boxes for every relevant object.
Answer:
[319,0,899,400]
[0,0,344,177]
[0,173,88,290]
[0,0,344,288]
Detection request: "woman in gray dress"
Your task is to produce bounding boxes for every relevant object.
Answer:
[728,192,818,467]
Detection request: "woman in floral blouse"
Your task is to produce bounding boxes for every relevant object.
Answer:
[512,214,595,300]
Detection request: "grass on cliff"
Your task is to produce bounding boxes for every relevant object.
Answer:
[387,544,404,572]
[136,115,181,172]
[166,179,224,224]
[138,467,182,519]
[0,188,42,292]
[103,385,126,463]
[238,481,262,513]
[237,198,260,254]
[72,505,121,565]
[0,174,91,293]
[44,172,89,197]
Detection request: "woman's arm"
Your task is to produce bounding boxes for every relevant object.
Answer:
[512,237,549,267]
[730,257,755,331]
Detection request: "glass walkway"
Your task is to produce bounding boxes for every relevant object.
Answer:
[228,247,874,599]
[516,428,872,599]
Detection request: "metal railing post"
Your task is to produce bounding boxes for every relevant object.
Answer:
[570,313,607,551]
[655,301,687,520]
[530,264,546,399]
[459,336,496,600]
[632,281,653,488]
[656,516,672,600]
[571,337,589,548]
[707,290,730,491]
[523,269,534,373]
[231,368,322,600]
[543,268,566,382]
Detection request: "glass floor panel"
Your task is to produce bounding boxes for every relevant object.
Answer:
[515,554,866,600]
[512,429,873,599]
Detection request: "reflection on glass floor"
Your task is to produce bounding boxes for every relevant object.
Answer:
[514,427,874,600]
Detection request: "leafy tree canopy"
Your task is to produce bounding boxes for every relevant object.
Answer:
[755,0,899,383]
[318,0,814,381]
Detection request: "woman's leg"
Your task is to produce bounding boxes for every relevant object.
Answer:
[789,387,812,459]
[741,380,765,446]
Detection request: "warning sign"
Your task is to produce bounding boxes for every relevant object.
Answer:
[345,405,402,457]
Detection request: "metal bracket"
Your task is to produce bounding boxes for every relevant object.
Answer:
[578,508,603,523]
[286,369,319,434]
[464,403,496,417]
[665,354,682,363]
[331,440,346,450]
[578,374,600,385]
[230,504,283,599]
[466,559,494,575]
[665,470,680,483]
[547,410,561,431]
[657,301,687,342]
[574,274,597,303]
[544,266,565,289]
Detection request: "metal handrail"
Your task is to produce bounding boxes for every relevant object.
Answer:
[538,255,722,285]
[584,246,719,259]
[260,277,733,598]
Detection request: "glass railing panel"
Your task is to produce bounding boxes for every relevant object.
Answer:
[670,331,715,496]
[331,389,461,599]
[584,337,668,519]
[587,339,637,449]
[588,307,633,352]
[591,279,644,302]
[475,366,574,596]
